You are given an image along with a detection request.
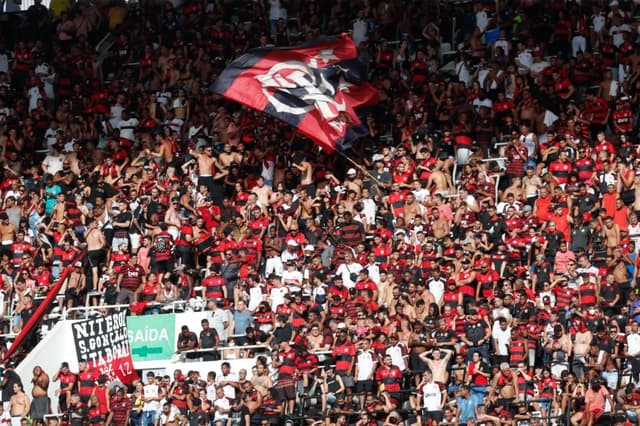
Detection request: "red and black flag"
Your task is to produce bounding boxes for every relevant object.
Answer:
[212,34,377,152]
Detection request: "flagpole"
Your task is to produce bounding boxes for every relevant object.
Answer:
[333,149,385,187]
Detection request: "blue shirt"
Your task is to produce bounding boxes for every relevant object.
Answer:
[457,395,476,424]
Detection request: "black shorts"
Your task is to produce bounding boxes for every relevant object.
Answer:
[355,380,374,394]
[422,410,444,422]
[87,249,106,268]
[64,288,78,303]
[150,259,174,273]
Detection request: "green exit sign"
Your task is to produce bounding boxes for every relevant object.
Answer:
[127,314,176,362]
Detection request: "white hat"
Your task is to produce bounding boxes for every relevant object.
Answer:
[287,240,299,246]
[347,168,357,175]
[303,245,315,251]
[610,0,619,6]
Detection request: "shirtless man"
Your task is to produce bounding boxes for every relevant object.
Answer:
[610,247,632,302]
[190,145,218,193]
[9,383,30,426]
[63,262,86,318]
[572,320,593,378]
[295,157,313,184]
[297,189,316,221]
[488,362,519,405]
[250,177,272,207]
[603,216,621,254]
[427,169,452,195]
[431,208,450,240]
[51,193,67,223]
[164,198,182,239]
[419,348,453,384]
[403,193,422,223]
[85,221,106,288]
[31,366,49,421]
[149,133,174,166]
[0,213,17,248]
[218,143,242,169]
[251,362,273,398]
[306,323,331,352]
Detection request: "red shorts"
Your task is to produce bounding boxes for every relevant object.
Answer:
[588,407,603,420]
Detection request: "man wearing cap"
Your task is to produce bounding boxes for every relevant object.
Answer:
[281,260,303,291]
[281,239,300,264]
[168,374,189,415]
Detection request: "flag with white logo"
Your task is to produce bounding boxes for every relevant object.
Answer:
[212,34,377,152]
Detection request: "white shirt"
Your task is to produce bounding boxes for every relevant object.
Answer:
[609,24,631,47]
[336,261,363,289]
[206,383,217,402]
[576,266,599,285]
[356,350,376,381]
[495,39,510,56]
[592,14,606,33]
[118,118,139,141]
[428,279,445,304]
[421,381,443,411]
[269,0,287,20]
[530,60,550,75]
[627,332,640,357]
[166,117,184,133]
[352,19,368,46]
[492,324,512,356]
[143,383,161,412]
[27,85,43,112]
[281,269,303,290]
[365,263,381,285]
[211,308,231,341]
[159,405,180,425]
[213,396,231,421]
[517,50,533,70]
[386,344,407,371]
[361,197,377,225]
[270,286,289,311]
[109,104,124,128]
[156,91,172,105]
[455,61,471,87]
[43,153,65,175]
[217,372,238,400]
[476,10,489,32]
[629,224,640,252]
[248,286,264,311]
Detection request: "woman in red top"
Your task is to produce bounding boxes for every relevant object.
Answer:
[466,351,491,405]
[90,376,111,417]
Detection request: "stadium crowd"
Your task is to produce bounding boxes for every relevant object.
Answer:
[3,0,640,425]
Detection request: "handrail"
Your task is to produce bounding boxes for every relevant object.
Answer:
[64,303,131,320]
[63,300,191,320]
[172,344,271,362]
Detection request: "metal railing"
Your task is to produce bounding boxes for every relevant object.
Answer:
[63,300,194,320]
